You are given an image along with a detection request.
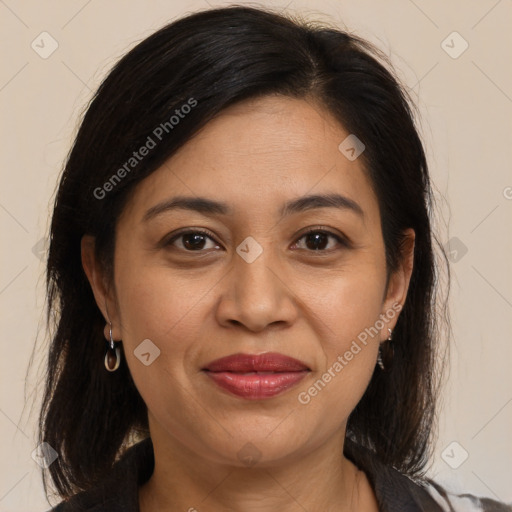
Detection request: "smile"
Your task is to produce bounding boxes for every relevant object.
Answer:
[202,352,311,400]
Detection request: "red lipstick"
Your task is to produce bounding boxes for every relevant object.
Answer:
[202,352,310,400]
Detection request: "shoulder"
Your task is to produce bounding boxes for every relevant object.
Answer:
[421,479,512,512]
[376,468,512,511]
[344,438,512,511]
[46,437,154,511]
[377,468,512,512]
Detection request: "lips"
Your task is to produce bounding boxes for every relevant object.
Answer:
[202,352,310,373]
[202,353,310,400]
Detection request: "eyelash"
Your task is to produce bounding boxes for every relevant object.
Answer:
[164,227,349,254]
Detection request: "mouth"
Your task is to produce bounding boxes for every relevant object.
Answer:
[202,352,311,400]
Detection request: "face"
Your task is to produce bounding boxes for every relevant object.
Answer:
[83,95,414,467]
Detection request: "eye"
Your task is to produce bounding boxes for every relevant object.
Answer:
[163,227,348,253]
[291,228,348,252]
[165,229,221,252]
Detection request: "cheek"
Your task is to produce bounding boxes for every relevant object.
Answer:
[112,263,210,422]
[294,263,385,414]
[302,261,387,348]
[112,255,216,405]
[113,250,209,342]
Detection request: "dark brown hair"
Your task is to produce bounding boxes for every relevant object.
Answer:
[39,4,449,500]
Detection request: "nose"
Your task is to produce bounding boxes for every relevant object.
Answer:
[215,243,298,332]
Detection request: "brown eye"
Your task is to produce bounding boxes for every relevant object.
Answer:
[166,230,221,252]
[293,229,347,252]
[164,228,347,253]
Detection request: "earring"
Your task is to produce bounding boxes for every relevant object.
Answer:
[104,322,121,372]
[377,328,393,371]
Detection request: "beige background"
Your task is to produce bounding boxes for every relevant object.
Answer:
[1,0,511,510]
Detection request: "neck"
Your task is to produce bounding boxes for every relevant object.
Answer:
[139,423,377,512]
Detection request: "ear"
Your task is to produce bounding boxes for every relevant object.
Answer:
[380,228,415,339]
[81,235,122,341]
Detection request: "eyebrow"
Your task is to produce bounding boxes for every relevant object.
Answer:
[142,193,364,222]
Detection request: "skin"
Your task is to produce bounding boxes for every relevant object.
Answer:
[82,94,415,511]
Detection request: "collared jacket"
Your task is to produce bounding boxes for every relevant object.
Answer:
[49,437,512,511]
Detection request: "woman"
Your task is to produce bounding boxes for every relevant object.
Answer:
[39,5,511,511]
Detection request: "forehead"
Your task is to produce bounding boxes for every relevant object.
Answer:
[121,95,380,224]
